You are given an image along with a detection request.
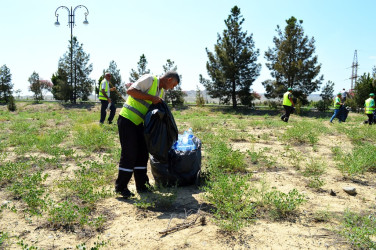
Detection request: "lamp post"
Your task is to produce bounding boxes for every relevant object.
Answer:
[54,5,89,103]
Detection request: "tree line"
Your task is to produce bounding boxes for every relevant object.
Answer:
[1,5,375,110]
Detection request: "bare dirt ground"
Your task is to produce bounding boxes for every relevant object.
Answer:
[1,103,375,249]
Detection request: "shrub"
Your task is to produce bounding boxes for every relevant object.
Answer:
[7,96,16,112]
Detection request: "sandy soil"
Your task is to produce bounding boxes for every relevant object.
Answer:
[1,103,375,249]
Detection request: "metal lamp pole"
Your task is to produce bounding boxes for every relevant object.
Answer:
[54,5,89,104]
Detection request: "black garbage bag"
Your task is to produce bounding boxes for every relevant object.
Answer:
[338,105,350,122]
[144,101,178,163]
[150,136,202,187]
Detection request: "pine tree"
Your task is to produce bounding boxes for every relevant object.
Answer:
[129,54,150,82]
[199,6,261,109]
[263,16,323,104]
[195,85,205,107]
[97,61,126,104]
[0,64,13,103]
[53,37,93,103]
[315,80,334,111]
[162,59,186,106]
[353,73,375,108]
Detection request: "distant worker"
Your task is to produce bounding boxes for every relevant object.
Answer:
[281,87,294,122]
[364,93,375,125]
[330,93,343,123]
[99,72,117,124]
[341,88,348,102]
[115,71,180,198]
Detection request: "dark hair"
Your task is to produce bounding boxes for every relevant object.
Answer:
[163,71,180,84]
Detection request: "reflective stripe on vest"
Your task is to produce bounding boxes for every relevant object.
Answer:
[282,92,292,106]
[119,76,164,125]
[365,98,375,114]
[99,80,109,100]
[334,97,341,109]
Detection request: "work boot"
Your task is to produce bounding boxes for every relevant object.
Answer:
[134,169,153,193]
[115,169,133,197]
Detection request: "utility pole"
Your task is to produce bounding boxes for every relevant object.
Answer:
[350,50,359,91]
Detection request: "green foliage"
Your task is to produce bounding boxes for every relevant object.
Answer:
[163,59,186,107]
[339,210,376,249]
[203,172,255,231]
[282,121,320,145]
[335,145,376,176]
[0,231,10,247]
[262,189,306,218]
[353,73,375,108]
[263,16,323,104]
[195,85,205,107]
[47,200,89,230]
[8,172,48,215]
[28,71,52,101]
[206,141,247,173]
[54,36,93,103]
[73,124,115,152]
[0,64,13,103]
[7,95,16,111]
[200,5,261,108]
[129,54,150,82]
[76,238,108,250]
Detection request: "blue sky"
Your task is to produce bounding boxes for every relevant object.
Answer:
[1,0,375,96]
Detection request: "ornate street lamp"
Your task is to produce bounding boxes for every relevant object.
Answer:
[54,5,89,103]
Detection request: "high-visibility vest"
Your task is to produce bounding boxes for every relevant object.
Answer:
[282,92,292,106]
[119,76,164,125]
[333,97,341,109]
[99,79,109,100]
[365,98,375,114]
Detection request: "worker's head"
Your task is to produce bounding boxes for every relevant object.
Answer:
[370,93,375,98]
[160,71,180,90]
[104,72,111,81]
[287,87,292,92]
[337,93,342,96]
[343,88,345,90]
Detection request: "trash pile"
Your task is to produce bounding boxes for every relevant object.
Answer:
[144,101,201,186]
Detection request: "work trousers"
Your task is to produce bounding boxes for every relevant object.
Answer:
[367,114,374,125]
[115,115,150,192]
[281,105,293,122]
[330,109,340,123]
[100,100,116,124]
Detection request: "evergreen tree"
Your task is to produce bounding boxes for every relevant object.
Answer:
[353,73,375,108]
[315,80,334,111]
[129,54,150,82]
[53,36,93,103]
[195,85,205,107]
[51,67,70,102]
[263,16,323,104]
[199,6,261,109]
[162,59,186,106]
[0,64,13,103]
[97,60,126,104]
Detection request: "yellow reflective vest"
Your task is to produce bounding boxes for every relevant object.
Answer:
[99,79,109,100]
[282,92,292,106]
[333,97,341,109]
[119,76,164,125]
[365,98,375,114]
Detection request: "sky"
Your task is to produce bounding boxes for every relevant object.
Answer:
[1,0,376,96]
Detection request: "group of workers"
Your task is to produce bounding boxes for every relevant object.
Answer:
[99,71,180,198]
[281,88,375,125]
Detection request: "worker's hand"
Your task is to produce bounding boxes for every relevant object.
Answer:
[108,98,112,103]
[151,96,162,104]
[111,87,116,91]
[125,82,133,88]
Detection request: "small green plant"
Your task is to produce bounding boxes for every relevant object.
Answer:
[76,237,108,250]
[263,189,306,219]
[312,208,332,222]
[303,158,326,177]
[47,200,89,230]
[0,231,10,248]
[339,210,376,249]
[206,141,247,173]
[307,176,325,189]
[7,96,17,112]
[203,172,255,231]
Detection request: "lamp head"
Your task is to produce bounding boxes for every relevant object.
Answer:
[83,16,89,25]
[54,21,60,27]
